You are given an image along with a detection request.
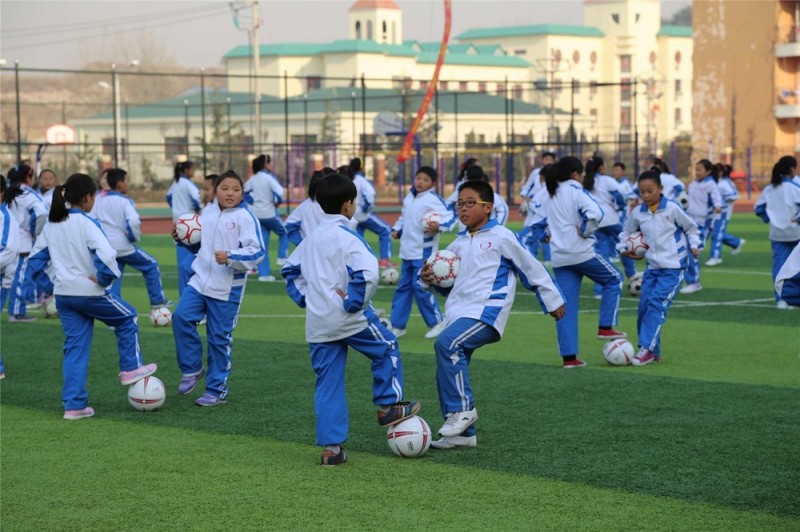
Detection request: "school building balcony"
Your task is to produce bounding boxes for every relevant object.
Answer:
[775,89,800,119]
[775,25,800,57]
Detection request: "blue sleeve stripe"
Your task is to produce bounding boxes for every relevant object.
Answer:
[28,246,51,273]
[228,247,266,262]
[166,193,173,208]
[343,266,368,313]
[27,207,37,235]
[90,248,118,287]
[0,209,10,250]
[125,221,136,242]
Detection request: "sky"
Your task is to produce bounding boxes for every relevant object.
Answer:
[1,0,691,69]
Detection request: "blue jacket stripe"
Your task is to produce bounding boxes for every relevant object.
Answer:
[343,266,368,313]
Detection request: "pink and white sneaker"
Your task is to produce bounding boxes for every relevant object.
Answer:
[63,407,95,420]
[119,363,157,385]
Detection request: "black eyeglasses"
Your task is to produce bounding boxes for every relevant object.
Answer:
[455,199,491,209]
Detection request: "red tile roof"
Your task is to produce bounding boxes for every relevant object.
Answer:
[349,0,400,11]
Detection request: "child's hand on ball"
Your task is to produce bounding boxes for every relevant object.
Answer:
[171,224,179,241]
[420,263,435,285]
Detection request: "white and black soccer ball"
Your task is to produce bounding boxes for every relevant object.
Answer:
[602,339,635,366]
[380,266,399,286]
[387,415,431,458]
[676,191,689,211]
[421,211,442,233]
[42,296,58,319]
[627,272,643,297]
[175,213,202,246]
[150,306,172,327]
[426,250,461,288]
[128,376,166,412]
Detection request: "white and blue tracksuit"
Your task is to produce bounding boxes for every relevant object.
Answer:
[590,174,626,294]
[427,220,564,437]
[28,208,144,411]
[755,179,800,302]
[172,201,265,400]
[244,169,288,277]
[6,186,47,317]
[519,185,551,262]
[92,191,166,306]
[0,204,21,311]
[618,197,700,356]
[354,172,393,261]
[281,214,405,446]
[390,188,456,330]
[284,198,324,246]
[775,242,800,306]
[166,175,201,295]
[685,176,723,285]
[544,181,622,357]
[615,176,638,278]
[709,177,742,259]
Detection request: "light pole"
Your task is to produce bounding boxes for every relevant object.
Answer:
[99,60,137,165]
[351,91,356,155]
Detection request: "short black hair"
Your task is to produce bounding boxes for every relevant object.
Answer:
[458,179,494,203]
[106,168,127,190]
[638,170,661,187]
[215,170,244,189]
[315,172,357,215]
[465,165,487,182]
[416,166,437,182]
[204,174,218,182]
[542,151,556,160]
[613,161,626,170]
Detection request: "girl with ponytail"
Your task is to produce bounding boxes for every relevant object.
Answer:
[166,159,200,295]
[28,173,158,420]
[680,159,723,294]
[244,153,289,281]
[755,156,800,309]
[543,156,625,368]
[4,163,47,322]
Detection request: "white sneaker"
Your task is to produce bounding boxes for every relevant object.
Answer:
[276,258,287,266]
[705,258,722,267]
[258,275,276,282]
[424,320,447,339]
[438,408,478,437]
[391,327,406,338]
[679,283,703,294]
[732,239,746,255]
[430,434,477,449]
[776,300,793,310]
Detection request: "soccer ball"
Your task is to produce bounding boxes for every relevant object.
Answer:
[676,190,689,211]
[42,296,58,318]
[380,266,399,286]
[127,375,166,411]
[175,213,202,245]
[421,211,442,233]
[387,415,431,458]
[150,306,172,327]
[602,339,635,366]
[627,272,643,297]
[625,232,649,258]
[426,249,460,288]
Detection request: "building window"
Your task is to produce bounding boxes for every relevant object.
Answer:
[675,108,682,125]
[419,80,428,91]
[439,80,448,91]
[552,79,562,95]
[367,20,373,40]
[620,108,632,127]
[612,13,620,24]
[307,76,321,91]
[572,79,581,95]
[620,78,632,102]
[620,55,631,74]
[590,81,598,97]
[496,83,506,96]
[165,136,188,161]
[590,108,598,117]
[514,49,527,56]
[674,79,682,97]
[355,21,361,40]
[382,21,387,41]
[513,84,523,99]
[478,82,487,93]
[101,137,115,157]
[459,81,468,91]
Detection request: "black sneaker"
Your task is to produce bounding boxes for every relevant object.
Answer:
[321,447,347,466]
[377,400,421,427]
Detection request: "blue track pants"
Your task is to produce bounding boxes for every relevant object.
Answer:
[390,259,443,329]
[258,217,289,277]
[637,268,683,356]
[111,248,167,306]
[357,214,393,261]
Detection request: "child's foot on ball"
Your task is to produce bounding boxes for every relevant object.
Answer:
[377,400,420,427]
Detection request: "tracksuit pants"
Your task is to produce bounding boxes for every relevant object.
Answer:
[553,256,622,357]
[593,224,629,294]
[258,217,289,277]
[519,225,551,262]
[7,254,31,317]
[637,268,683,356]
[111,248,167,306]
[390,258,443,330]
[772,240,800,302]
[709,211,741,259]
[309,316,404,446]
[173,285,241,400]
[685,219,711,285]
[357,214,393,261]
[176,244,195,296]
[56,294,143,410]
[434,318,500,438]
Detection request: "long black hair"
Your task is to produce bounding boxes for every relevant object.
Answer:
[308,167,336,200]
[583,156,604,192]
[696,159,718,180]
[771,156,797,186]
[173,160,195,183]
[4,163,33,206]
[547,156,583,197]
[348,157,362,176]
[252,154,270,174]
[49,173,97,223]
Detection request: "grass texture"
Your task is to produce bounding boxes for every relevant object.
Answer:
[1,215,798,530]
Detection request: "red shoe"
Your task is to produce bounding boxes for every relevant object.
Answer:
[379,259,396,269]
[596,329,627,340]
[562,359,587,369]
